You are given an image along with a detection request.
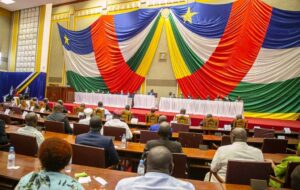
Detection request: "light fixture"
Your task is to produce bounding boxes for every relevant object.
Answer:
[1,0,15,4]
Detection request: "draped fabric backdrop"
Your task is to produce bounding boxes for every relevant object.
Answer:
[58,0,300,120]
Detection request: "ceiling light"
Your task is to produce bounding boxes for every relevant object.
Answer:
[1,0,15,4]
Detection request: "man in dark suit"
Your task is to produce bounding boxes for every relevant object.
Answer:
[144,121,182,154]
[58,99,69,113]
[46,104,73,134]
[75,116,119,167]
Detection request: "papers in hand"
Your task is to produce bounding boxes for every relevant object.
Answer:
[4,109,10,115]
[283,128,291,134]
[78,176,91,184]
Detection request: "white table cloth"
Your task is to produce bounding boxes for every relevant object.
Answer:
[133,94,156,109]
[75,92,130,108]
[159,97,244,118]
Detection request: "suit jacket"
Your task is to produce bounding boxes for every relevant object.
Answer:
[46,112,73,134]
[75,131,119,167]
[144,138,183,154]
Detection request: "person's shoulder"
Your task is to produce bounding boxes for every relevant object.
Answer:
[56,173,83,189]
[169,176,195,190]
[116,176,141,189]
[247,144,263,153]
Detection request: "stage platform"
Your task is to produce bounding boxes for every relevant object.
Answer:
[49,102,300,132]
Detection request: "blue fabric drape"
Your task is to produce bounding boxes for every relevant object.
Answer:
[0,72,46,102]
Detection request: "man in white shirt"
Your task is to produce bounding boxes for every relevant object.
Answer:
[101,111,132,140]
[17,112,44,147]
[205,128,264,182]
[115,146,195,190]
[78,108,93,125]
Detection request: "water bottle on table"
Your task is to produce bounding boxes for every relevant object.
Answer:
[121,134,127,149]
[7,146,15,169]
[137,159,145,175]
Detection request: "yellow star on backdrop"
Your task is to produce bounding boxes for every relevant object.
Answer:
[182,7,197,24]
[64,34,69,45]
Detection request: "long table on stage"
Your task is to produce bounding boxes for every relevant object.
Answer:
[75,92,130,108]
[133,94,156,109]
[159,97,244,117]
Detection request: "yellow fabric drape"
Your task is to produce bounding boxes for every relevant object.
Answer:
[244,112,300,120]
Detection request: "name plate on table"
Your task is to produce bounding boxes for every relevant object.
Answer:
[22,111,28,119]
[131,118,138,124]
[277,135,285,140]
[4,109,10,115]
[224,125,232,131]
[254,126,261,129]
[283,128,291,134]
[30,106,35,111]
[40,108,45,113]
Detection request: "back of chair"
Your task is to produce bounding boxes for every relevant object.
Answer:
[226,160,272,185]
[171,123,189,133]
[233,119,248,129]
[121,110,132,123]
[176,115,189,125]
[73,123,90,135]
[140,130,159,143]
[72,144,105,168]
[11,107,22,115]
[44,120,65,133]
[178,132,203,148]
[103,126,126,141]
[172,153,188,178]
[262,138,288,153]
[0,113,11,124]
[94,108,105,119]
[9,133,38,156]
[221,135,232,146]
[253,128,275,138]
[203,118,219,128]
[283,162,300,188]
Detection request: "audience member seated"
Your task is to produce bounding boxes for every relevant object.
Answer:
[29,97,39,110]
[200,114,219,128]
[94,101,111,119]
[42,98,51,112]
[74,103,85,116]
[146,108,159,125]
[121,105,132,123]
[205,128,264,182]
[19,99,29,110]
[75,116,119,167]
[12,96,20,107]
[144,121,182,154]
[17,112,44,147]
[291,165,300,190]
[116,146,194,190]
[78,108,93,125]
[0,119,9,147]
[174,108,191,125]
[232,114,248,129]
[101,111,132,140]
[267,143,300,188]
[15,138,83,190]
[57,99,69,113]
[149,115,167,132]
[46,104,73,134]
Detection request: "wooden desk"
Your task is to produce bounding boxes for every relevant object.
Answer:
[5,125,290,164]
[0,151,283,190]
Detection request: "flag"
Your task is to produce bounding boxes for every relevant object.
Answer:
[58,8,163,93]
[9,86,14,96]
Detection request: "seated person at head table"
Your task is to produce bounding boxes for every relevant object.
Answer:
[17,112,44,147]
[174,108,191,125]
[146,108,159,125]
[204,128,264,182]
[232,114,248,129]
[57,100,69,113]
[214,95,222,101]
[15,138,84,190]
[291,165,300,190]
[199,114,213,126]
[46,104,73,134]
[75,116,119,167]
[101,111,133,140]
[0,119,9,147]
[78,108,93,125]
[236,96,243,102]
[94,101,111,118]
[144,121,182,154]
[266,143,300,188]
[149,115,167,132]
[168,92,173,98]
[116,146,195,190]
[120,105,132,123]
[148,89,155,95]
[223,96,230,101]
[206,95,210,100]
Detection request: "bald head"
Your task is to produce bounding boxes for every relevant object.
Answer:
[158,122,171,139]
[150,107,156,113]
[53,103,63,113]
[25,112,38,127]
[180,109,186,115]
[206,114,213,118]
[230,128,247,143]
[125,105,130,110]
[158,115,167,124]
[236,114,243,119]
[146,146,173,174]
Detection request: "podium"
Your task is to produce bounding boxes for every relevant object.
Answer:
[46,86,74,103]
